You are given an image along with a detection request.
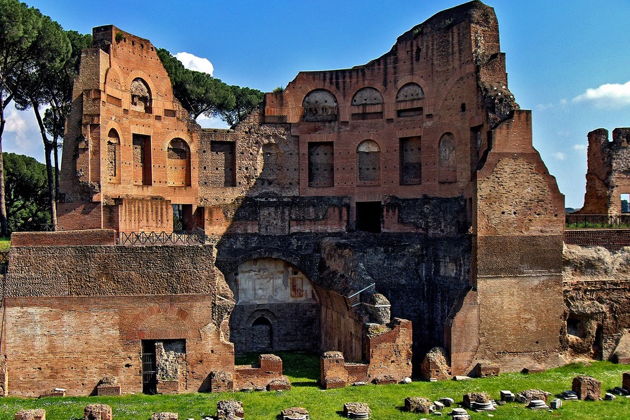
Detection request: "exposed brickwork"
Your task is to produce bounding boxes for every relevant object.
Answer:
[577,128,630,216]
[572,375,602,401]
[320,318,412,388]
[233,354,290,391]
[3,295,234,397]
[11,230,116,247]
[564,229,630,251]
[3,0,577,397]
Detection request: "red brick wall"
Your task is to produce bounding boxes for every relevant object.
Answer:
[565,229,630,251]
[11,230,116,247]
[3,295,234,397]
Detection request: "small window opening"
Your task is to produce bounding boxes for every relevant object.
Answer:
[172,204,193,232]
[621,194,630,213]
[356,201,382,233]
[567,316,585,338]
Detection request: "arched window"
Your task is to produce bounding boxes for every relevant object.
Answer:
[396,83,425,117]
[438,133,457,183]
[357,140,380,183]
[351,87,384,120]
[396,83,425,101]
[130,78,151,113]
[167,138,191,186]
[106,129,120,183]
[302,89,338,122]
[352,87,383,105]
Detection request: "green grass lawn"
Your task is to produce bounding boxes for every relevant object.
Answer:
[0,354,628,419]
[0,237,10,251]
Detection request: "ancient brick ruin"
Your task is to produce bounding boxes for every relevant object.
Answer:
[577,128,630,217]
[0,0,627,398]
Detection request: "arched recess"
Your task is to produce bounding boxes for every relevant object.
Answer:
[228,258,320,354]
[357,140,380,184]
[130,78,152,113]
[250,315,273,353]
[106,128,121,184]
[351,87,383,120]
[438,133,457,183]
[396,82,425,118]
[167,138,191,186]
[302,89,338,122]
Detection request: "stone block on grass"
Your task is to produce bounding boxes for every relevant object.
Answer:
[404,397,433,413]
[14,409,46,420]
[572,375,601,400]
[84,404,112,420]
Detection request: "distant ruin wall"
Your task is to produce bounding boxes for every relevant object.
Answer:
[565,229,630,251]
[563,244,630,361]
[579,128,630,216]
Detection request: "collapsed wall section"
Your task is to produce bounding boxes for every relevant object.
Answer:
[563,244,630,362]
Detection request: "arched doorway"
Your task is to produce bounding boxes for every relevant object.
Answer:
[228,258,320,354]
[250,316,273,352]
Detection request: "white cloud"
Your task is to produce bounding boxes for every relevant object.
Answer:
[573,144,587,151]
[196,114,229,129]
[573,80,630,107]
[552,152,566,161]
[175,52,214,76]
[2,102,46,161]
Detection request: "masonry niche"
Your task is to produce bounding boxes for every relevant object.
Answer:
[210,141,236,187]
[106,129,121,184]
[438,133,457,183]
[130,78,151,113]
[132,134,152,185]
[308,142,334,187]
[229,258,320,354]
[357,140,380,185]
[399,136,422,185]
[167,138,191,186]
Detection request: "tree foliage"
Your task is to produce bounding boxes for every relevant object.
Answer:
[157,49,264,126]
[3,152,50,232]
[0,0,56,235]
[219,85,265,127]
[5,2,91,230]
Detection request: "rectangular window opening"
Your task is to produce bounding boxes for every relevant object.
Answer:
[308,142,334,188]
[132,134,152,185]
[621,194,630,213]
[400,136,422,185]
[356,201,382,233]
[172,204,193,232]
[210,141,236,187]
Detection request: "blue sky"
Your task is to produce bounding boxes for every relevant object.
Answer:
[5,0,630,208]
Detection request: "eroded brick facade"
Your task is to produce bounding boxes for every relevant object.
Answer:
[2,1,578,396]
[577,128,630,216]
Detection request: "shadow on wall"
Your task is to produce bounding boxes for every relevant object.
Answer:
[210,110,472,369]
